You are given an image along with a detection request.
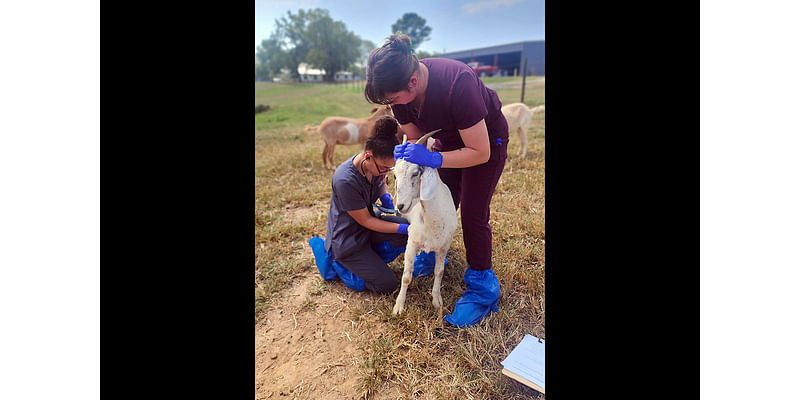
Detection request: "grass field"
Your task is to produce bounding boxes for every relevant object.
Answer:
[255,75,545,399]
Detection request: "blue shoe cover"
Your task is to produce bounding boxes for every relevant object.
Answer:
[372,240,406,263]
[412,251,449,277]
[309,237,337,281]
[443,267,500,328]
[331,260,365,291]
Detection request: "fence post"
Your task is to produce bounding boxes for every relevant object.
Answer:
[520,57,528,103]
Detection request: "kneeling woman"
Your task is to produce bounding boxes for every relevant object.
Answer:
[309,116,412,293]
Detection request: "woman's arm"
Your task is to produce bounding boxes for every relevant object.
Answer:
[346,208,405,234]
[400,122,425,142]
[395,119,491,169]
[440,119,491,168]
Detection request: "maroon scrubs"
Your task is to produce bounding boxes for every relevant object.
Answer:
[392,58,509,271]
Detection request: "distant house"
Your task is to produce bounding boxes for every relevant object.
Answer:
[297,63,360,82]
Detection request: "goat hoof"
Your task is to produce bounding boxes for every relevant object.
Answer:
[392,304,404,315]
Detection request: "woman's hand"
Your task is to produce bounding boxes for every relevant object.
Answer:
[380,193,395,209]
[396,143,443,168]
[397,223,409,235]
[393,143,408,161]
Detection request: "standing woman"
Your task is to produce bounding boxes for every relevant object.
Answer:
[365,33,509,328]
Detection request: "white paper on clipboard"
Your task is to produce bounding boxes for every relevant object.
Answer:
[500,334,545,391]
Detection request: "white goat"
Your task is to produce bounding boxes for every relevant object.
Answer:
[501,103,545,158]
[391,130,458,320]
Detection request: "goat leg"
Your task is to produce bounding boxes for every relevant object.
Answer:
[328,145,336,170]
[431,249,446,321]
[393,243,418,315]
[322,143,332,170]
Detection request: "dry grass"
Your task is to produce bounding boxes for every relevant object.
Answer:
[256,79,545,399]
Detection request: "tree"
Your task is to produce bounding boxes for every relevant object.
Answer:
[304,16,361,82]
[414,49,439,59]
[352,39,377,79]
[255,38,287,80]
[272,8,330,80]
[391,13,432,49]
[270,8,362,82]
[358,39,376,67]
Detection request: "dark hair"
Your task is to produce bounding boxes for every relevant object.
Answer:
[364,33,419,105]
[365,115,400,159]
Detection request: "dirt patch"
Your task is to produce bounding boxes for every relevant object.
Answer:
[256,269,380,399]
[282,204,328,225]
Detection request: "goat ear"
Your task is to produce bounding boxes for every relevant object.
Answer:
[420,167,438,201]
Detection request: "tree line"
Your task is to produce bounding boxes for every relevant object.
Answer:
[256,9,436,83]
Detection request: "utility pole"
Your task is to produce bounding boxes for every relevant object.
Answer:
[520,57,528,103]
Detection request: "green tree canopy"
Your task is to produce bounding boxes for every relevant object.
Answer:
[359,39,377,67]
[272,8,328,80]
[351,39,377,78]
[263,8,362,82]
[305,16,361,82]
[414,49,439,59]
[255,38,287,80]
[391,13,432,49]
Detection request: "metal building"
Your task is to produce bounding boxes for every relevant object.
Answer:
[436,40,545,77]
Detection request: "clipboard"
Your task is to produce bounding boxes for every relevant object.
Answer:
[500,334,545,394]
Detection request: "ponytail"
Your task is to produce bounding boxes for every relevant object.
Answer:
[365,115,401,159]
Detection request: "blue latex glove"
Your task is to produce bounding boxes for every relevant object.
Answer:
[393,143,408,161]
[397,223,409,235]
[443,267,501,328]
[399,143,442,168]
[379,193,394,210]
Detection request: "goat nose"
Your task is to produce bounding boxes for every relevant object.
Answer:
[397,203,404,211]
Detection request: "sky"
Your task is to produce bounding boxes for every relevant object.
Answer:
[255,0,544,55]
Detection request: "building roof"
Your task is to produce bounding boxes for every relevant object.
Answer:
[439,40,545,59]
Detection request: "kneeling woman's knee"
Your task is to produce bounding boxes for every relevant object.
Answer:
[369,274,399,294]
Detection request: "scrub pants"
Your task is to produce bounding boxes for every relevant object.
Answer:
[333,214,409,294]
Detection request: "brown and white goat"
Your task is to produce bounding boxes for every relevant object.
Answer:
[306,106,396,169]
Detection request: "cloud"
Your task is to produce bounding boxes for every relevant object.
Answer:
[461,0,526,14]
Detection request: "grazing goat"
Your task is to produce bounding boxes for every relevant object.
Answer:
[306,106,396,170]
[501,103,545,158]
[391,130,458,320]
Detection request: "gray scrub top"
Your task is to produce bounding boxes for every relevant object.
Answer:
[324,155,385,259]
